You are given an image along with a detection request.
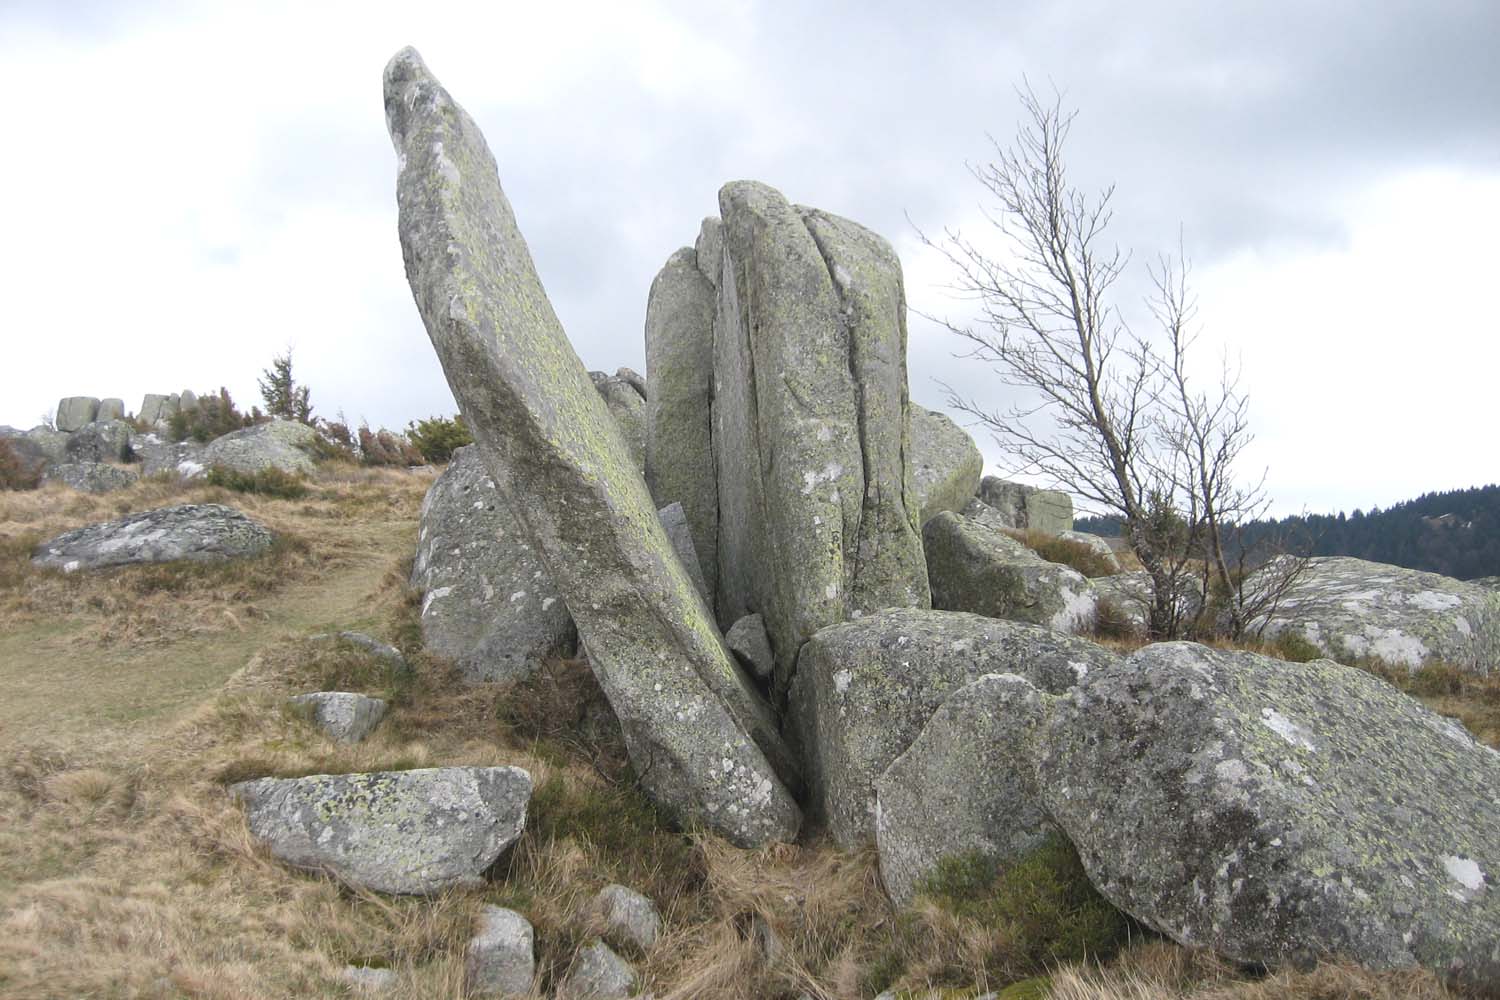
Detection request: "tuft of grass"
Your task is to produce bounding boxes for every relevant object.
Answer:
[204,464,310,499]
[1009,528,1120,578]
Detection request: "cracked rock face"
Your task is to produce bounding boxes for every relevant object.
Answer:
[1042,642,1500,983]
[924,508,1097,634]
[411,445,576,682]
[787,607,1117,846]
[1255,556,1500,674]
[384,47,798,847]
[231,766,532,895]
[31,503,273,572]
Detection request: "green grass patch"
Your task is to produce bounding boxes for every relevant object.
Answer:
[204,464,310,499]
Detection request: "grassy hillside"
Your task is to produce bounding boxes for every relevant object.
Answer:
[0,469,1481,998]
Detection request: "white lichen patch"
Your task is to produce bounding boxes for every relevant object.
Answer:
[1050,585,1097,634]
[422,585,454,616]
[1260,707,1317,751]
[1409,590,1463,612]
[1068,660,1090,682]
[1443,855,1486,894]
[832,669,853,695]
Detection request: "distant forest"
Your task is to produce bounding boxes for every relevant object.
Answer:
[1075,484,1500,581]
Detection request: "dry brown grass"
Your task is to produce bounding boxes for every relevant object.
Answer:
[3,467,1496,999]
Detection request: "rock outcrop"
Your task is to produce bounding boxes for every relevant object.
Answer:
[909,404,982,526]
[55,396,100,433]
[43,461,138,494]
[875,673,1056,905]
[385,47,798,846]
[64,419,133,463]
[644,246,719,605]
[1041,642,1500,983]
[32,503,273,572]
[132,434,205,478]
[590,370,648,473]
[788,608,1117,845]
[1255,556,1500,673]
[138,393,181,428]
[974,476,1073,534]
[923,508,1096,633]
[199,418,318,476]
[231,766,532,895]
[411,446,576,682]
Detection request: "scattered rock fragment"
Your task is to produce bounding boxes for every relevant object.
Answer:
[288,692,387,743]
[595,884,662,952]
[557,940,636,1000]
[724,614,774,682]
[466,905,535,997]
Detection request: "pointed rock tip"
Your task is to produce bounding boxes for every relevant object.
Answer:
[383,46,429,90]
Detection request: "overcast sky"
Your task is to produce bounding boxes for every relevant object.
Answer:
[2,0,1495,517]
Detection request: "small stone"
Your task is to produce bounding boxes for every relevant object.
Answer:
[556,940,635,1000]
[465,905,534,997]
[339,966,395,993]
[596,883,662,952]
[725,614,774,682]
[288,692,387,743]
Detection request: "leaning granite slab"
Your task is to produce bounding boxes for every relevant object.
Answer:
[658,501,711,606]
[644,245,719,605]
[42,461,138,494]
[974,476,1073,534]
[909,404,982,527]
[199,418,317,476]
[411,445,576,682]
[32,503,273,572]
[1042,642,1500,984]
[230,766,532,895]
[385,47,798,846]
[924,508,1096,633]
[875,672,1057,905]
[712,182,931,693]
[288,692,387,743]
[788,607,1118,846]
[1254,556,1500,674]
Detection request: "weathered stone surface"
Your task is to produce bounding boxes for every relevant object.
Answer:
[557,941,635,1000]
[590,371,648,473]
[22,426,69,465]
[199,418,317,476]
[43,461,138,494]
[64,419,133,463]
[231,765,531,895]
[909,405,982,526]
[96,398,125,422]
[595,883,662,952]
[975,476,1073,534]
[694,216,723,288]
[788,607,1117,845]
[410,446,575,682]
[466,905,535,997]
[179,389,198,412]
[875,673,1056,905]
[32,503,273,573]
[658,501,711,606]
[614,366,647,400]
[138,393,180,427]
[132,434,206,478]
[725,613,774,682]
[1042,642,1500,983]
[714,182,929,691]
[289,692,387,743]
[1058,530,1122,572]
[644,246,719,605]
[56,396,100,432]
[385,48,798,846]
[924,510,1096,633]
[1255,556,1500,673]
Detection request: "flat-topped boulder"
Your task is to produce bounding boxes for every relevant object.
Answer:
[385,47,797,846]
[199,418,317,476]
[1042,642,1500,984]
[909,404,983,526]
[55,396,100,432]
[788,607,1117,845]
[32,503,273,573]
[1254,556,1500,673]
[411,445,576,682]
[231,766,532,895]
[923,508,1096,633]
[974,475,1073,534]
[43,461,138,494]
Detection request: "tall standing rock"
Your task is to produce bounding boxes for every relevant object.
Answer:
[714,182,928,692]
[644,247,719,604]
[384,47,798,847]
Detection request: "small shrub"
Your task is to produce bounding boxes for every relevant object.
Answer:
[1265,629,1324,663]
[1090,596,1138,640]
[406,414,473,464]
[169,387,254,443]
[357,425,423,467]
[0,438,44,491]
[204,465,309,499]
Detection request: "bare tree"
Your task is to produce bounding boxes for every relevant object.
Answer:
[922,84,1290,640]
